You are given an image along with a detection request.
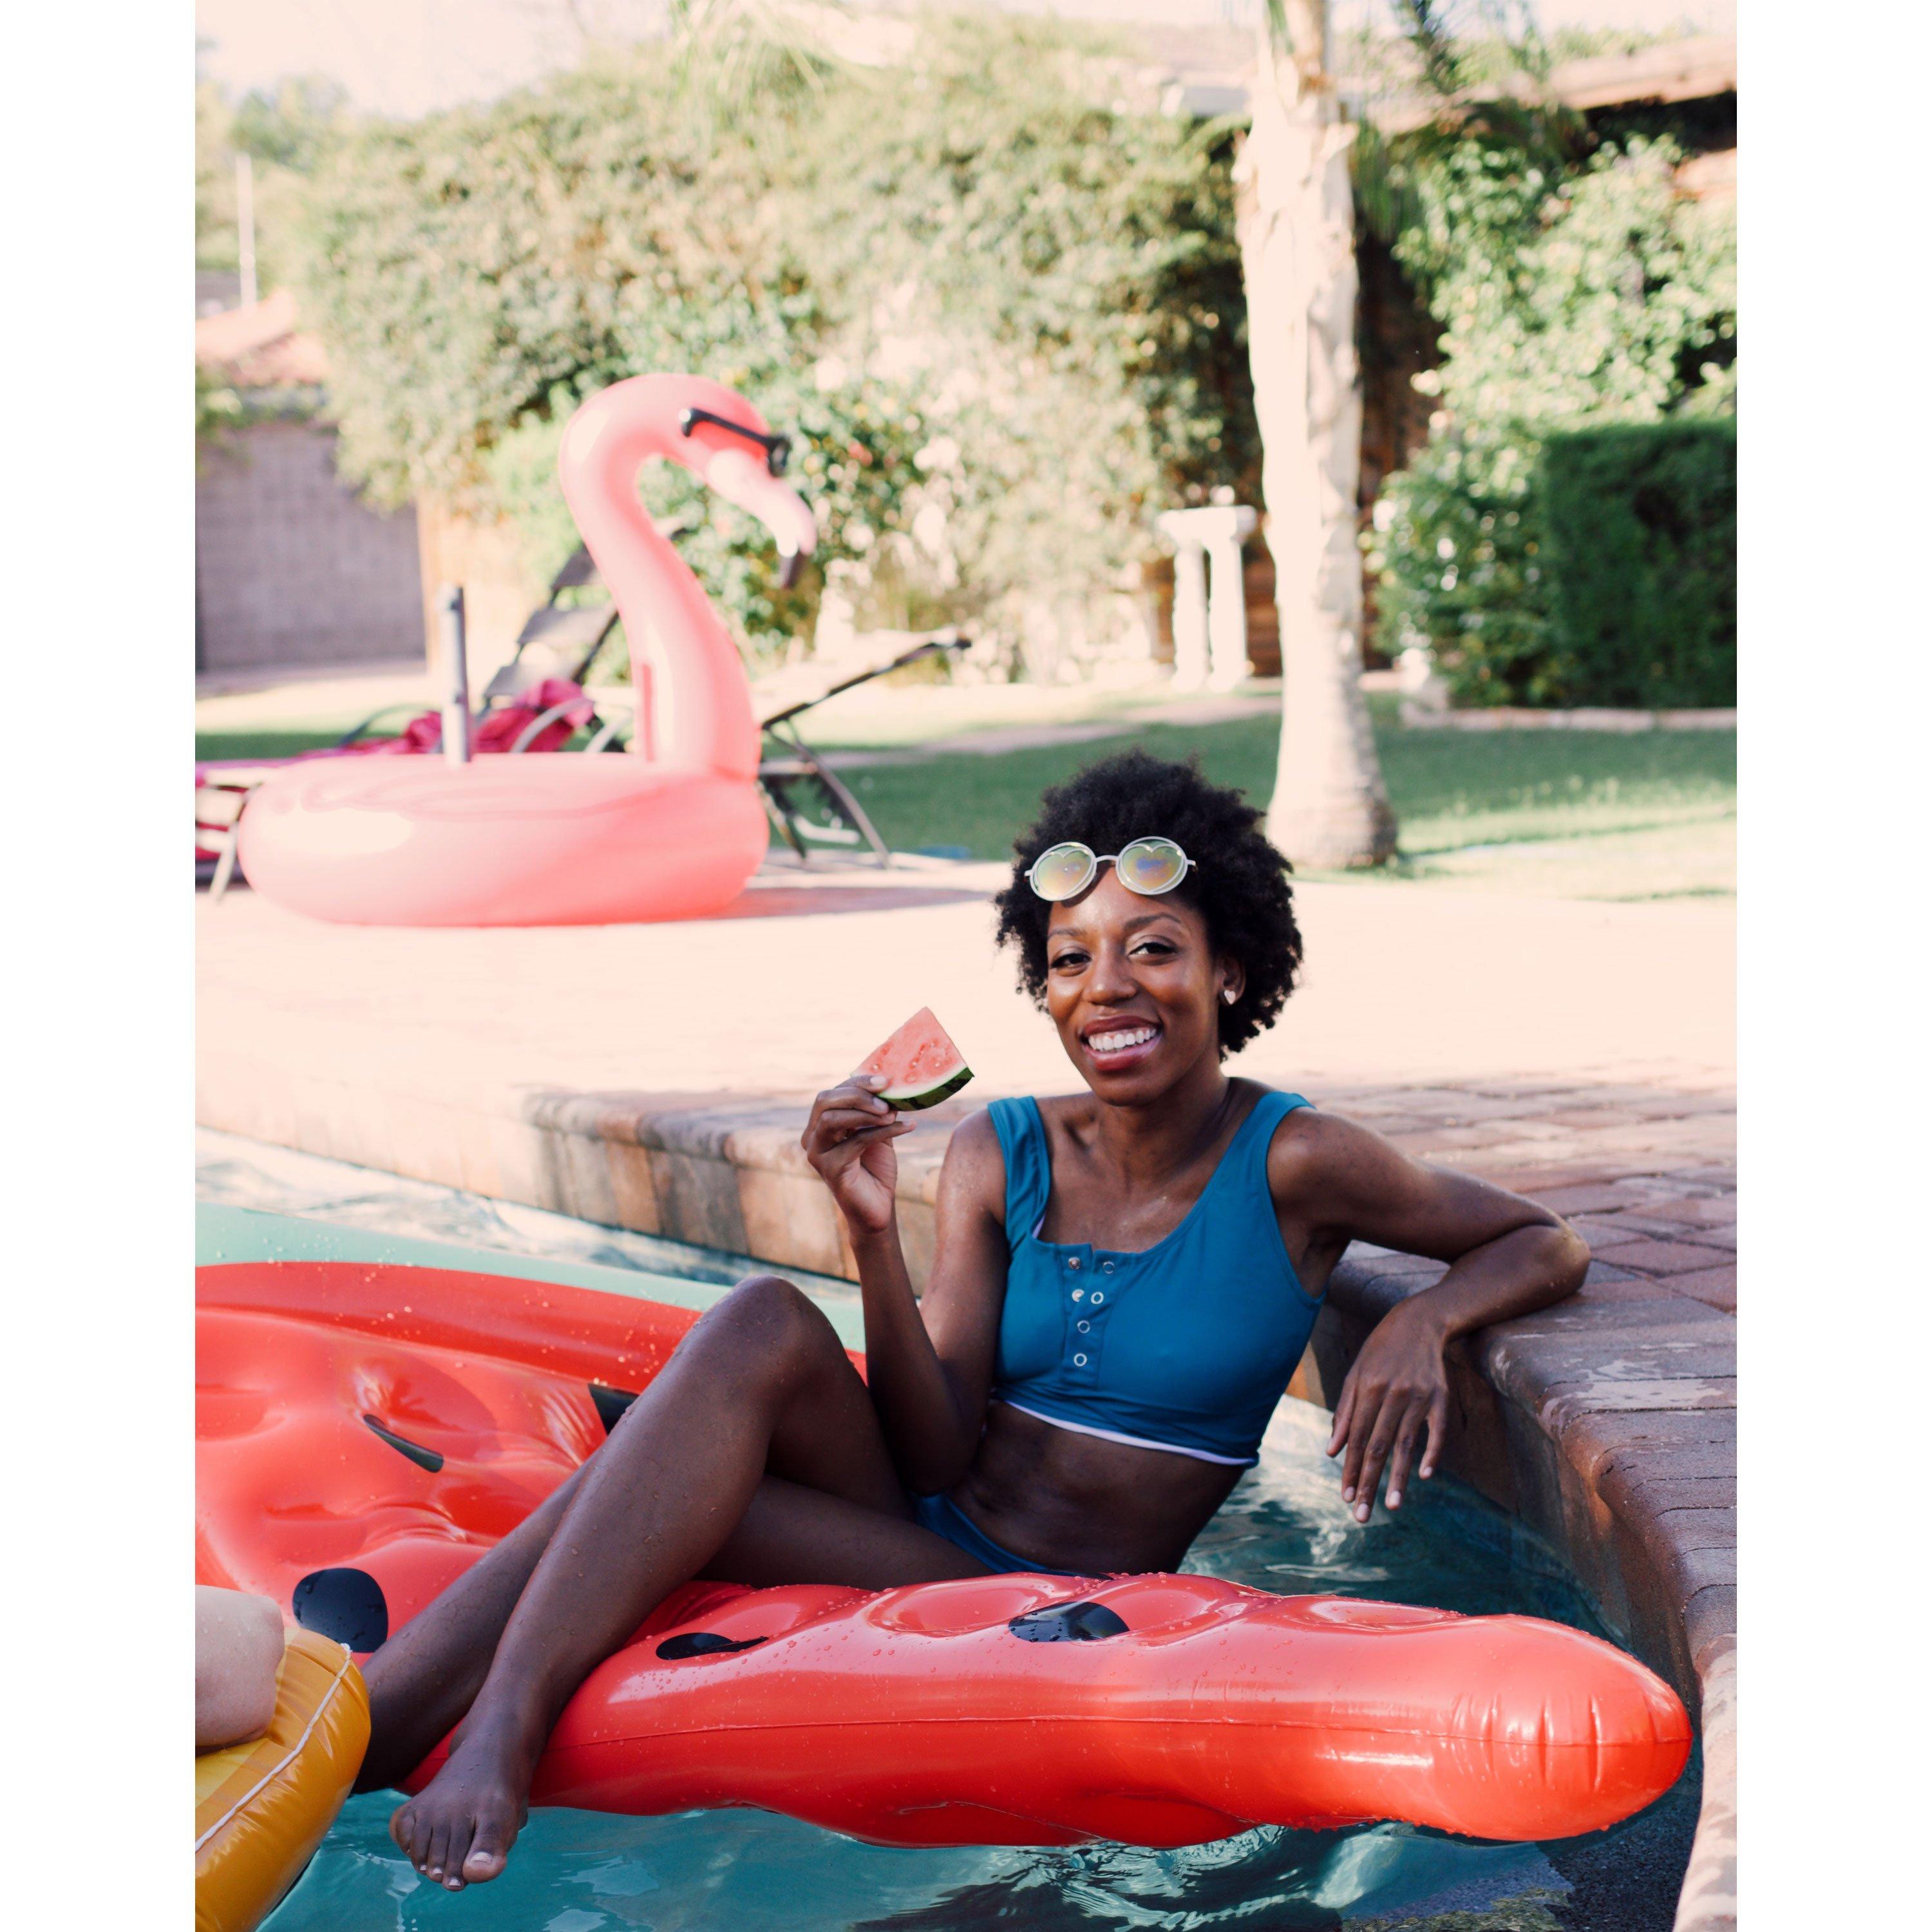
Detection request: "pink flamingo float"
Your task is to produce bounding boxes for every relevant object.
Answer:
[235,375,817,925]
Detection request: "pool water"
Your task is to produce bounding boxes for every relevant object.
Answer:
[202,1135,1694,1931]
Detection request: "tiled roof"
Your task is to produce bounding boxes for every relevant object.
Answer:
[1350,32,1737,133]
[194,287,330,390]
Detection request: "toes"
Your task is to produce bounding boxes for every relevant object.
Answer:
[461,1799,521,1886]
[397,1801,431,1874]
[424,1817,451,1883]
[462,1821,512,1885]
[441,1814,477,1893]
[387,1799,415,1857]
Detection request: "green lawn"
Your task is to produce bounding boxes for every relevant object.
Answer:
[196,693,436,764]
[838,714,1735,901]
[198,726,359,762]
[196,701,1736,904]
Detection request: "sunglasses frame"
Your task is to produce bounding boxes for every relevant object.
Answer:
[1027,837,1197,904]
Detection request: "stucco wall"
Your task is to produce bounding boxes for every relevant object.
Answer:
[196,421,423,672]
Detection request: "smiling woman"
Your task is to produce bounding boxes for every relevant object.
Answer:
[359,747,1593,1896]
[976,750,1587,1540]
[992,748,1303,1056]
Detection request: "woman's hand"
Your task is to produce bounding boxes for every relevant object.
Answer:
[1325,1295,1452,1524]
[802,1075,914,1236]
[1268,1111,1587,1526]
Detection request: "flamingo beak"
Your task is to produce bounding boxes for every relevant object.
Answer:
[704,446,818,587]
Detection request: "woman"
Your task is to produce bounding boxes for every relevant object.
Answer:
[371,750,1588,1890]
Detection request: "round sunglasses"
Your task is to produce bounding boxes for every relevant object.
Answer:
[1026,836,1196,903]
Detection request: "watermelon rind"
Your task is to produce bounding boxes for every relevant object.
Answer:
[854,1007,974,1111]
[878,1063,974,1111]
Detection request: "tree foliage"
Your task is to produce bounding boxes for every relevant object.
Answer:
[196,72,347,287]
[285,17,1256,667]
[1367,129,1736,705]
[780,15,1258,620]
[196,79,240,274]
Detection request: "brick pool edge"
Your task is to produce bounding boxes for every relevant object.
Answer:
[193,1072,1737,1931]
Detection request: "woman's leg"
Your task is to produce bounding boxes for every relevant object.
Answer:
[359,1465,984,1794]
[385,1274,983,1889]
[357,1469,587,1794]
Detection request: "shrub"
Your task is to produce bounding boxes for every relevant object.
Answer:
[291,59,790,511]
[287,21,1255,668]
[1368,423,1562,705]
[1539,418,1735,707]
[1369,134,1736,705]
[780,15,1258,621]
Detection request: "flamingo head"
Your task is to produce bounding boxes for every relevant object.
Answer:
[558,374,821,590]
[674,393,819,588]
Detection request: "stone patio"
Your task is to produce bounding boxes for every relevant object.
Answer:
[196,857,1735,1931]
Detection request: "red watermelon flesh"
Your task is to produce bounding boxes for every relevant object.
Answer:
[853,1007,972,1110]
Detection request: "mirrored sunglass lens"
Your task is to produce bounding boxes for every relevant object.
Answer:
[1031,844,1094,899]
[1117,838,1187,893]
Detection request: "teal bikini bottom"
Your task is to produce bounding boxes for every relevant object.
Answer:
[913,1491,1086,1577]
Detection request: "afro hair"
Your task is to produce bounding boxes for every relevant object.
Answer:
[992,748,1302,1056]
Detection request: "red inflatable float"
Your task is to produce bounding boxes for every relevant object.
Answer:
[234,374,815,926]
[196,1244,1692,1848]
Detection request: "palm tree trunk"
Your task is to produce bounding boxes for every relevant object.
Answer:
[1238,3,1396,869]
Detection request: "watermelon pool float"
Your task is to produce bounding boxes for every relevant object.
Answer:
[198,1211,1694,1851]
[855,1007,973,1110]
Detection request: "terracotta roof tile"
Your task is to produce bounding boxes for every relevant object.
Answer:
[194,287,329,390]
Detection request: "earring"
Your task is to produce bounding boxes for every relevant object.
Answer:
[1222,989,1236,1005]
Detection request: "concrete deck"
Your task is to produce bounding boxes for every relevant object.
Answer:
[196,858,1734,1930]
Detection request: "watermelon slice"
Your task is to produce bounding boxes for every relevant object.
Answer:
[853,1007,973,1111]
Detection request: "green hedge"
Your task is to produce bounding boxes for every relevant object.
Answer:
[1368,133,1736,707]
[1539,419,1735,708]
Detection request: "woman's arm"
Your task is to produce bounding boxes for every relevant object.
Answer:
[802,1087,1009,1494]
[1271,1111,1589,1523]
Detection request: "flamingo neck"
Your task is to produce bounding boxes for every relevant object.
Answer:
[560,412,761,782]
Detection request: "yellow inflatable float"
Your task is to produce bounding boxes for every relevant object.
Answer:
[194,1627,370,1932]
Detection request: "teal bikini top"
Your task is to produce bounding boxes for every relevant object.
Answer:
[986,1090,1320,1468]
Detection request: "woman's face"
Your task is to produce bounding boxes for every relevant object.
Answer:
[1043,868,1242,1101]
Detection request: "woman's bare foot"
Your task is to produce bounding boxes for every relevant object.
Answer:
[388,1705,542,1890]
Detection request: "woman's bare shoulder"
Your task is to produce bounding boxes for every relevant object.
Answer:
[1259,1091,1364,1192]
[937,1105,1009,1213]
[943,1103,1003,1158]
[931,1108,1018,1258]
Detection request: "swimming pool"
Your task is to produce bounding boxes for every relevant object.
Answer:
[201,1134,1696,1931]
